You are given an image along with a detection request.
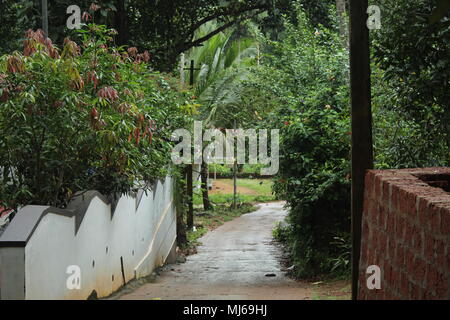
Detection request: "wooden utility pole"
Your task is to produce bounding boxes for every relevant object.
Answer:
[350,0,374,300]
[41,0,48,38]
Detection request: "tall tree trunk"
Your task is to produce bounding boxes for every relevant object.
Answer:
[186,164,194,229]
[201,162,211,211]
[336,0,349,48]
[232,120,237,209]
[233,160,237,209]
[176,207,187,245]
[175,172,187,246]
[114,0,129,45]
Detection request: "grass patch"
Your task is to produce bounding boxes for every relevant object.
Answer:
[194,193,274,205]
[193,178,276,205]
[235,179,273,194]
[209,164,267,177]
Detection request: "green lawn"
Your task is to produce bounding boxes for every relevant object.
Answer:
[193,178,276,205]
[236,178,274,195]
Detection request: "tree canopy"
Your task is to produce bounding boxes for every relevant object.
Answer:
[0,0,338,71]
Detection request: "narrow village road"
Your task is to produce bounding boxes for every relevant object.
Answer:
[120,201,315,300]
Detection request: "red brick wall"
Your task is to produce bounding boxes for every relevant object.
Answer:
[358,168,450,300]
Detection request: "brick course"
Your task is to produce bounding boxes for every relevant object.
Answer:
[359,168,450,300]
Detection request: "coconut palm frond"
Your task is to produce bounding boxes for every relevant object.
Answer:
[185,20,260,127]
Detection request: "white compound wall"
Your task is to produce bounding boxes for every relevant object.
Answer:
[0,176,176,300]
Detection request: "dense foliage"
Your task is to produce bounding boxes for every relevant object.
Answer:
[259,0,450,278]
[371,0,450,168]
[0,0,448,280]
[239,8,352,277]
[0,25,194,210]
[0,0,270,71]
[0,0,339,71]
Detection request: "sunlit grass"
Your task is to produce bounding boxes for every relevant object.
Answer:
[193,178,276,205]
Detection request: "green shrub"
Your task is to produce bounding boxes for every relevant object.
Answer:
[327,234,351,278]
[208,164,267,178]
[240,6,351,278]
[0,25,194,210]
[208,164,232,176]
[272,221,291,243]
[371,0,450,167]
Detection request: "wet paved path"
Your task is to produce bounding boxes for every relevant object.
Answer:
[120,202,312,300]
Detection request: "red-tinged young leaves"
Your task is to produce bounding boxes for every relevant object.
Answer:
[0,23,195,210]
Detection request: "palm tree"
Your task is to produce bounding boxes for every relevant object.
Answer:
[184,21,260,210]
[187,21,261,126]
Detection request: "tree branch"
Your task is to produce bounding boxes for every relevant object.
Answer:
[179,9,265,53]
[185,4,269,38]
